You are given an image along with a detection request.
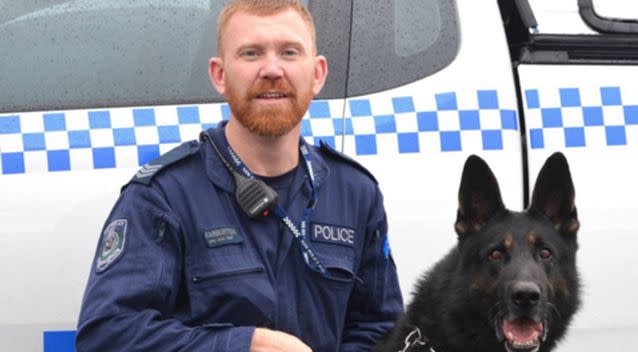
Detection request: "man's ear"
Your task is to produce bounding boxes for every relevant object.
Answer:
[312,55,328,96]
[209,57,226,96]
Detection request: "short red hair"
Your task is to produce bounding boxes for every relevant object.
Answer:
[216,0,317,55]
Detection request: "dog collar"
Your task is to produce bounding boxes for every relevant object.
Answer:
[399,326,436,352]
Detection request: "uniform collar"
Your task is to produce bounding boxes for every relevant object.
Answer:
[201,121,329,194]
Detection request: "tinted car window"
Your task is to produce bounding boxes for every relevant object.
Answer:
[347,0,459,96]
[0,0,349,113]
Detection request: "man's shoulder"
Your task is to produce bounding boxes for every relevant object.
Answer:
[314,140,378,185]
[129,140,201,186]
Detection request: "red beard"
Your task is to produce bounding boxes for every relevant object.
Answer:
[225,78,313,137]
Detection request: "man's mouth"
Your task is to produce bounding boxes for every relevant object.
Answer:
[500,318,545,352]
[255,92,289,100]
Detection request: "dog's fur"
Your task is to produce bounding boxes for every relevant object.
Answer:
[375,153,580,352]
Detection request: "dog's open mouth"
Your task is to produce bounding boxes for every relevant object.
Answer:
[502,318,544,352]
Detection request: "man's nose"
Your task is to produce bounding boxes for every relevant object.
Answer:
[258,54,285,80]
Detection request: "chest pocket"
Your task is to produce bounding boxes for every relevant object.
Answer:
[186,227,274,326]
[296,225,359,350]
[309,222,359,286]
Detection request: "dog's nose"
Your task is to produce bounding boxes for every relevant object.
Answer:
[511,281,541,307]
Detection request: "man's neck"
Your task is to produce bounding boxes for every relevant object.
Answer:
[225,118,301,177]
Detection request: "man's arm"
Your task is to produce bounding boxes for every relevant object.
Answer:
[340,188,404,351]
[77,184,315,352]
[76,184,257,352]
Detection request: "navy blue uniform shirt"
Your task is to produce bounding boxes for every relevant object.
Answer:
[77,123,403,351]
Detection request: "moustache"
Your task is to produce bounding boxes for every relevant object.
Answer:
[247,80,296,100]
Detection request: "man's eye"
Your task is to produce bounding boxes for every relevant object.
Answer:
[283,49,299,56]
[241,50,258,58]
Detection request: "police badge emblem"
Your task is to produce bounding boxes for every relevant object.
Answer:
[96,219,127,272]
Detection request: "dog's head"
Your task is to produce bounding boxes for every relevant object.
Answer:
[454,153,580,352]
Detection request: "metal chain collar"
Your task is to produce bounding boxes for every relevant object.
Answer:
[399,326,436,352]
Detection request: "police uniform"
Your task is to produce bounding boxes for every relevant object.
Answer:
[77,123,403,352]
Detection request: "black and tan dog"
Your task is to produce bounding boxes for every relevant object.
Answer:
[375,153,580,352]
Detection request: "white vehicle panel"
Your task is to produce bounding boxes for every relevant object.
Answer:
[528,0,595,34]
[519,64,638,349]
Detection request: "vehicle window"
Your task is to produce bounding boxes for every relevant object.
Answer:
[579,0,638,34]
[0,0,351,114]
[593,0,638,21]
[347,0,459,96]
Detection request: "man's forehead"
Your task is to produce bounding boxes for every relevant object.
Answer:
[222,9,313,49]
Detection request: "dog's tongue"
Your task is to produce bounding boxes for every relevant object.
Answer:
[503,319,543,342]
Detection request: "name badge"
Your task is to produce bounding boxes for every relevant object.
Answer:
[311,223,355,247]
[203,227,242,248]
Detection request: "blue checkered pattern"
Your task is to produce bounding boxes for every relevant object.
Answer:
[339,90,518,156]
[0,105,225,175]
[1,91,518,175]
[525,87,638,149]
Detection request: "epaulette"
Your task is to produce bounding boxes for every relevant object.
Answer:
[129,142,197,185]
[318,140,378,184]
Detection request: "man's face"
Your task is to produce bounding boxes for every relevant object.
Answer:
[210,9,327,137]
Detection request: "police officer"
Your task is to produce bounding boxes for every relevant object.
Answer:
[76,1,403,351]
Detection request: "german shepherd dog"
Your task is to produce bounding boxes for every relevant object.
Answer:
[375,153,580,352]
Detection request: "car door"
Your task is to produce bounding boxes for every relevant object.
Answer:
[514,0,638,349]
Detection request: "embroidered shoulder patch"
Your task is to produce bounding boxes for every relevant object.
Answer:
[203,227,242,248]
[96,219,128,273]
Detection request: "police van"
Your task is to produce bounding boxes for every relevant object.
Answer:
[1,0,637,350]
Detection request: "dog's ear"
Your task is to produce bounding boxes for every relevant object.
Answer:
[529,152,579,236]
[455,155,505,236]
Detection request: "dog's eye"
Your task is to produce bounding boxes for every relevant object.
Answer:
[488,249,503,261]
[539,248,552,259]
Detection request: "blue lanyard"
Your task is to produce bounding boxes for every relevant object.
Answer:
[225,142,326,274]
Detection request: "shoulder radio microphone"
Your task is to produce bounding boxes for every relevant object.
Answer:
[200,131,279,219]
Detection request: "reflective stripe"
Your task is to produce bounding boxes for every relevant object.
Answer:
[525,87,638,149]
[1,90,526,175]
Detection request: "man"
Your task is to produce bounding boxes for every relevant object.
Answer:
[76,1,403,351]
